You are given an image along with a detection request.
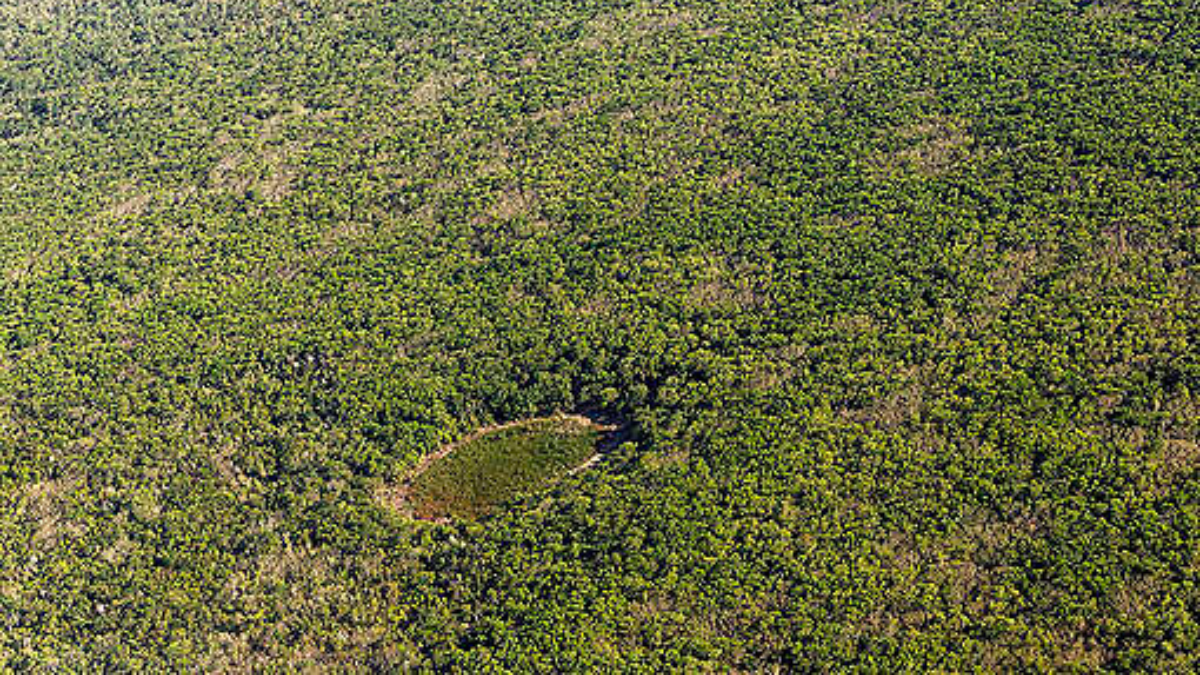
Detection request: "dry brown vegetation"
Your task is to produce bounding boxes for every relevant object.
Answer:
[872,115,976,177]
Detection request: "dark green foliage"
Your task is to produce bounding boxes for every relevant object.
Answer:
[0,0,1197,669]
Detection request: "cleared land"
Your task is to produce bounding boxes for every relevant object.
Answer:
[405,414,611,521]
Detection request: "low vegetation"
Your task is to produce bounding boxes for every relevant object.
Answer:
[407,415,605,521]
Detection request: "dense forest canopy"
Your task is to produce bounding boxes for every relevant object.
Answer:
[0,0,1197,669]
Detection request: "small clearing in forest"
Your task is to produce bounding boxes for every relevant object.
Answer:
[396,413,615,522]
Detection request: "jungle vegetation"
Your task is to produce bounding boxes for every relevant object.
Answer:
[0,0,1197,669]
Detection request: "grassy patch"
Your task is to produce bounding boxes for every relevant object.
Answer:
[408,416,603,521]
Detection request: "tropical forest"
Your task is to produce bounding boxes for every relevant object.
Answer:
[0,0,1197,669]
